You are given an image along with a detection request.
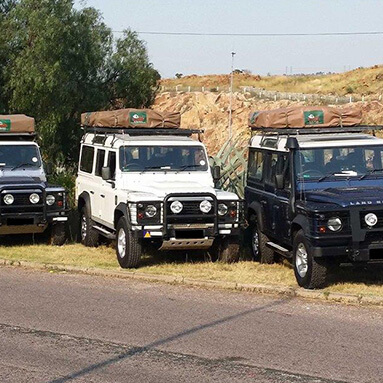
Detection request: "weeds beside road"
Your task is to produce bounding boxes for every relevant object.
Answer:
[0,236,383,299]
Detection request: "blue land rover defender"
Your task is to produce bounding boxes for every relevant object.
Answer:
[0,115,68,244]
[246,113,383,288]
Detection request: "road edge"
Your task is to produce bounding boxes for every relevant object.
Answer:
[1,258,382,307]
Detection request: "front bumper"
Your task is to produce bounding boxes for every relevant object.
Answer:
[309,206,383,262]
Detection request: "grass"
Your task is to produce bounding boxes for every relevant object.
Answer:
[161,65,383,97]
[1,237,383,299]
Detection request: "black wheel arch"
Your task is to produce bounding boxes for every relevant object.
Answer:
[247,201,264,231]
[291,214,310,239]
[78,192,91,214]
[114,202,130,229]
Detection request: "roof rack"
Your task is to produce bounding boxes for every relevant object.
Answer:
[251,125,383,135]
[0,132,36,141]
[82,126,203,137]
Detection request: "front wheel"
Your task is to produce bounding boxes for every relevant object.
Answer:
[293,230,328,289]
[209,237,240,263]
[50,222,67,246]
[116,217,142,268]
[80,206,99,247]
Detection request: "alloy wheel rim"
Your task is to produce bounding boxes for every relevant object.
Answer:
[296,242,308,278]
[117,228,126,258]
[252,229,259,257]
[81,215,87,240]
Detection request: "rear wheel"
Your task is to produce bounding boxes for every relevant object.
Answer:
[250,220,274,264]
[80,206,99,247]
[116,217,142,268]
[293,230,328,289]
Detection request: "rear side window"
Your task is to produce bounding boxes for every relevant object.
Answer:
[80,146,94,173]
[95,149,105,177]
[248,150,264,181]
[108,151,116,180]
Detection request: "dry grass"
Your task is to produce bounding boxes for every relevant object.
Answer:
[161,65,383,97]
[0,238,383,298]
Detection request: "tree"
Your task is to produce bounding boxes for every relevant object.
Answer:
[3,0,160,165]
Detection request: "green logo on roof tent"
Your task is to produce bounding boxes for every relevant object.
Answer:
[129,111,147,125]
[304,110,324,125]
[0,119,11,132]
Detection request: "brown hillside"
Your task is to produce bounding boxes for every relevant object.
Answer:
[153,92,383,155]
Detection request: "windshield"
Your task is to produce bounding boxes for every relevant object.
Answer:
[119,145,208,172]
[295,145,383,180]
[0,145,41,169]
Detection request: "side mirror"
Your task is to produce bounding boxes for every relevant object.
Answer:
[212,165,221,181]
[45,162,53,176]
[101,166,111,181]
[275,174,285,189]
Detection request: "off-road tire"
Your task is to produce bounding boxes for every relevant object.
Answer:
[116,216,142,268]
[293,230,328,289]
[80,206,99,247]
[50,222,66,246]
[250,220,275,264]
[209,237,240,263]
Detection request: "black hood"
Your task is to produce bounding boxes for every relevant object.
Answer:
[304,187,383,208]
[0,175,44,186]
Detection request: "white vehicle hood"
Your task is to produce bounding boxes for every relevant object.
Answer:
[120,173,238,200]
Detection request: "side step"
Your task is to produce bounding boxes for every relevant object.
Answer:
[93,225,116,240]
[266,241,292,258]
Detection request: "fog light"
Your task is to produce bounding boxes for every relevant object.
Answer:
[29,193,40,204]
[3,194,14,205]
[170,200,183,214]
[327,217,342,232]
[200,200,212,213]
[365,213,378,227]
[145,204,157,218]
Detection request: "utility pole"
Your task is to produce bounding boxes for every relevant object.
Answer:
[228,51,236,142]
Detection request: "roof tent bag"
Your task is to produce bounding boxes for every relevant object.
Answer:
[0,114,35,133]
[248,106,362,128]
[81,109,181,129]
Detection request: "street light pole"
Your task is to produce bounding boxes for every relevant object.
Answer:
[228,51,236,142]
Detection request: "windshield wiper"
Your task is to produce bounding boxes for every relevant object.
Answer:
[359,168,383,180]
[177,164,200,171]
[318,170,358,182]
[11,163,37,171]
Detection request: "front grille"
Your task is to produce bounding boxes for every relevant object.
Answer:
[360,211,383,229]
[0,191,44,214]
[166,197,216,224]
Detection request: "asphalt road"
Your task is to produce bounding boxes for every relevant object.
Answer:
[0,267,382,383]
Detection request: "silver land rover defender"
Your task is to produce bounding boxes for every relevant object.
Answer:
[76,108,244,267]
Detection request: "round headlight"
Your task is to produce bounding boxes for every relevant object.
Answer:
[170,200,183,214]
[200,200,212,214]
[365,213,378,227]
[46,194,55,206]
[218,203,228,216]
[3,194,14,205]
[327,217,342,232]
[145,204,157,218]
[29,193,40,204]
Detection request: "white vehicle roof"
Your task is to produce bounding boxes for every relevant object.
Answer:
[82,133,205,149]
[250,133,383,152]
[0,141,39,147]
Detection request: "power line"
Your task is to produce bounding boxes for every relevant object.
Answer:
[112,30,383,37]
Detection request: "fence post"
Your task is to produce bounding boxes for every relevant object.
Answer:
[274,94,277,101]
[202,86,205,92]
[188,86,191,92]
[349,96,352,103]
[217,86,219,91]
[362,95,365,102]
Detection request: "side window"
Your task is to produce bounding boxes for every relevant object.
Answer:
[108,151,116,180]
[80,146,94,173]
[95,149,106,177]
[248,150,264,181]
[265,153,278,186]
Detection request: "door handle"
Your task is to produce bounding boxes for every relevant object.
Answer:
[100,194,105,198]
[90,191,94,195]
[261,200,267,206]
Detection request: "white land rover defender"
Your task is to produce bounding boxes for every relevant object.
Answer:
[76,109,243,267]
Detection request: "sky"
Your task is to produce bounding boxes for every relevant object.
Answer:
[75,0,383,78]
